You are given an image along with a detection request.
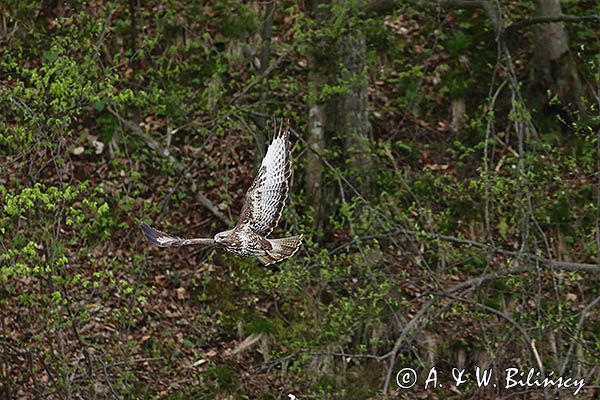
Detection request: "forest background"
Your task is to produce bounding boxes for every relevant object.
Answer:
[1,0,600,399]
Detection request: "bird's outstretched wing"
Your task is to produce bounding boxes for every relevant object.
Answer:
[238,120,292,237]
[140,223,214,247]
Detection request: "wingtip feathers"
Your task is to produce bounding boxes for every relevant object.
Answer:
[274,117,291,141]
[140,223,181,247]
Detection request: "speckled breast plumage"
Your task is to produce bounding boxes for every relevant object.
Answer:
[220,227,269,257]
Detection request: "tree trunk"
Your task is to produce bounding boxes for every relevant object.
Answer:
[529,0,586,118]
[338,33,374,190]
[253,0,276,166]
[305,0,374,231]
[306,0,334,231]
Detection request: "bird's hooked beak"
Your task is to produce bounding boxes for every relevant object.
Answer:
[214,232,226,244]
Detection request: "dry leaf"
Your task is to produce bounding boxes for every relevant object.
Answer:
[191,359,207,367]
[228,333,263,356]
[205,349,217,358]
[154,275,167,285]
[72,146,85,155]
[92,140,105,154]
[176,287,189,300]
[203,6,216,17]
[139,335,151,345]
[425,164,449,171]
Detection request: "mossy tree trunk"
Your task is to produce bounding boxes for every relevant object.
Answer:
[338,32,374,190]
[253,0,276,166]
[305,0,374,231]
[529,0,587,118]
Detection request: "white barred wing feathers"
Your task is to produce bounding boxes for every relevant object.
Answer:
[238,121,292,237]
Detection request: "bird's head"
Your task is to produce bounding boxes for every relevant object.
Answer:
[214,230,233,245]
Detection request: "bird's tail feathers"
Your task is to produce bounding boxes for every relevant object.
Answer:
[258,235,303,266]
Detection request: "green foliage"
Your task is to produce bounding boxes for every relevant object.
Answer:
[1,0,599,398]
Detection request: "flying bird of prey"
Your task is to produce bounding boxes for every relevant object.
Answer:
[141,121,302,265]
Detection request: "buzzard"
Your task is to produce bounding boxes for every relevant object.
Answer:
[141,120,302,265]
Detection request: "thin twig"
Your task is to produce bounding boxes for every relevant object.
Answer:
[108,108,232,226]
[330,228,600,273]
[504,14,600,37]
[560,295,600,375]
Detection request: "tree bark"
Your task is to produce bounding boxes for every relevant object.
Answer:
[529,0,586,117]
[253,0,276,166]
[338,32,375,190]
[306,101,327,230]
[306,0,333,230]
[305,0,374,230]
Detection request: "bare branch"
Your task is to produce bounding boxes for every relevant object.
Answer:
[108,108,232,226]
[331,228,600,273]
[380,266,530,396]
[560,295,600,375]
[364,0,486,17]
[504,14,600,37]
